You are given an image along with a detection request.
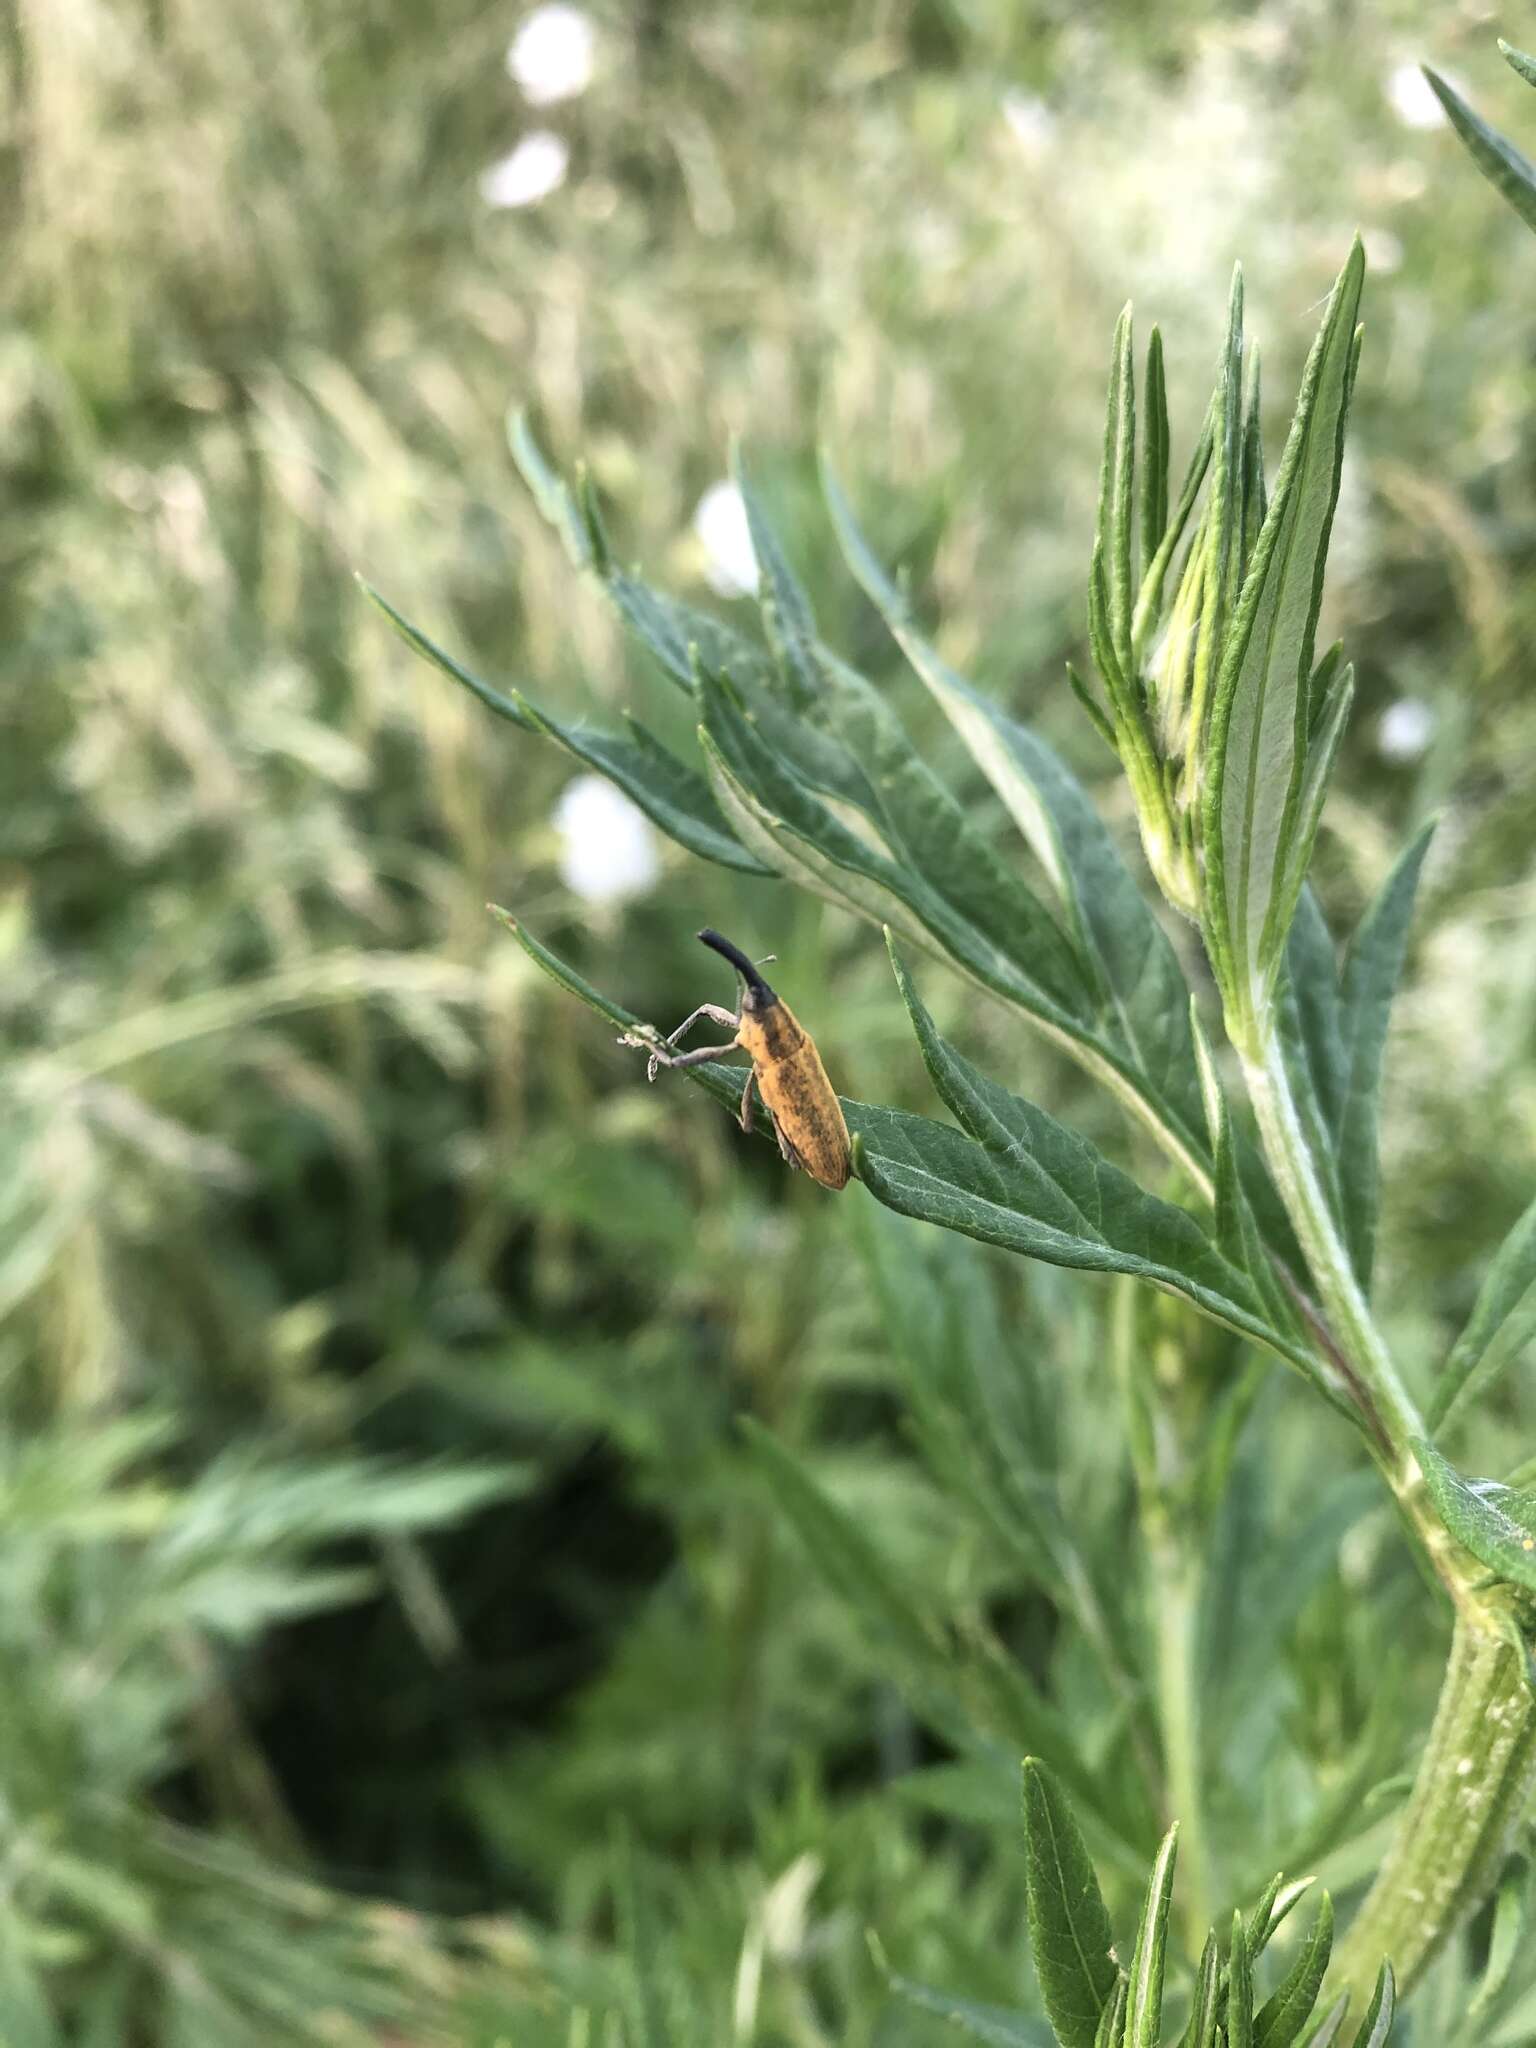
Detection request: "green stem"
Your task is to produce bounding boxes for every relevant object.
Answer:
[1242,1029,1536,1994]
[1150,1536,1210,1946]
[1332,1614,1536,2002]
[1241,1037,1462,1583]
[1112,1281,1212,1943]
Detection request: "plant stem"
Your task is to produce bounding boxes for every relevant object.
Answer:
[1241,1037,1456,1577]
[1150,1535,1210,1947]
[1332,1613,1536,2002]
[1242,1030,1536,1992]
[1112,1280,1212,1944]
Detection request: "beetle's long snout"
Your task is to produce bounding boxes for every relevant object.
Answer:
[697,927,776,1004]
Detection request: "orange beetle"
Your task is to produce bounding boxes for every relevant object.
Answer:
[625,928,851,1191]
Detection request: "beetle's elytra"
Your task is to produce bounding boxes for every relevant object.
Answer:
[621,928,852,1191]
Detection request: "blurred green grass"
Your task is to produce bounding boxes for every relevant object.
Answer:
[4,0,1536,2039]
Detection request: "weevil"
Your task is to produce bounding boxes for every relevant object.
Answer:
[620,928,852,1191]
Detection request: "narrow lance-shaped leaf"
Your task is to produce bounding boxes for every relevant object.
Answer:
[874,939,1328,1388]
[1124,1825,1179,2048]
[1178,1933,1220,2048]
[1254,1893,1333,2048]
[1202,240,1365,1036]
[1141,327,1170,581]
[1271,658,1354,956]
[1347,1963,1394,2048]
[1282,883,1348,1146]
[1227,1912,1254,2048]
[1132,402,1214,660]
[614,1832,669,2048]
[1336,823,1435,1289]
[1430,1186,1536,1431]
[1190,1004,1299,1340]
[1424,63,1536,234]
[739,1421,945,1671]
[820,460,1209,1179]
[872,1940,1058,2048]
[697,666,1093,1023]
[1095,1981,1128,2048]
[1020,1759,1120,2048]
[1303,1995,1351,2048]
[1182,266,1247,810]
[511,411,777,697]
[731,448,821,705]
[360,581,770,875]
[1098,305,1137,679]
[1413,1438,1536,1595]
[1467,1861,1524,2023]
[1239,343,1267,574]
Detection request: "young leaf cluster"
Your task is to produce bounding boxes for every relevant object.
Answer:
[1076,250,1365,1053]
[879,1761,1395,2048]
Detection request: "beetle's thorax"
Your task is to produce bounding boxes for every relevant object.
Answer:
[737,989,804,1065]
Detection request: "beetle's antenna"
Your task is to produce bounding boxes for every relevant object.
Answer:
[697,927,775,1001]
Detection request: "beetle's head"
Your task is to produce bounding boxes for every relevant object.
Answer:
[697,928,777,1012]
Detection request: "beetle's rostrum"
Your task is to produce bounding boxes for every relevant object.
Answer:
[696,926,776,1008]
[619,928,851,1191]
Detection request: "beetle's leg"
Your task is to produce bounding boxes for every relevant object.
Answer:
[771,1113,805,1172]
[620,1003,739,1081]
[738,1067,755,1134]
[643,1042,741,1074]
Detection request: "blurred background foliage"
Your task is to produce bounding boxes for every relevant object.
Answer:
[3,0,1536,2040]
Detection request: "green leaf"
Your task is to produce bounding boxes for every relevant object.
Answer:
[1272,660,1354,950]
[1098,306,1137,677]
[1203,241,1365,1032]
[739,1421,945,1670]
[1505,40,1536,88]
[1124,1824,1178,2048]
[1132,407,1214,660]
[1336,824,1435,1288]
[1094,1981,1128,2048]
[360,581,770,875]
[614,1835,669,2048]
[1302,1995,1350,2048]
[1020,1760,1120,2048]
[1413,1438,1536,1594]
[820,462,1211,1184]
[1190,1006,1294,1334]
[1226,1913,1254,2048]
[511,414,777,698]
[508,408,599,570]
[883,1970,1057,2048]
[1282,888,1347,1142]
[1178,1933,1220,2048]
[1468,1860,1525,2022]
[697,661,1095,1026]
[0,1912,62,2048]
[1251,1877,1315,1961]
[731,451,821,705]
[876,942,1321,1380]
[1347,1963,1394,2048]
[1254,1894,1333,2048]
[1140,327,1170,582]
[1424,65,1536,234]
[1430,1186,1536,1431]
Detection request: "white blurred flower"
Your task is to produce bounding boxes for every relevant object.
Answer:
[693,480,758,598]
[1002,90,1055,155]
[479,131,569,209]
[1378,699,1435,762]
[1362,227,1404,274]
[554,775,660,906]
[507,5,595,106]
[1385,63,1446,129]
